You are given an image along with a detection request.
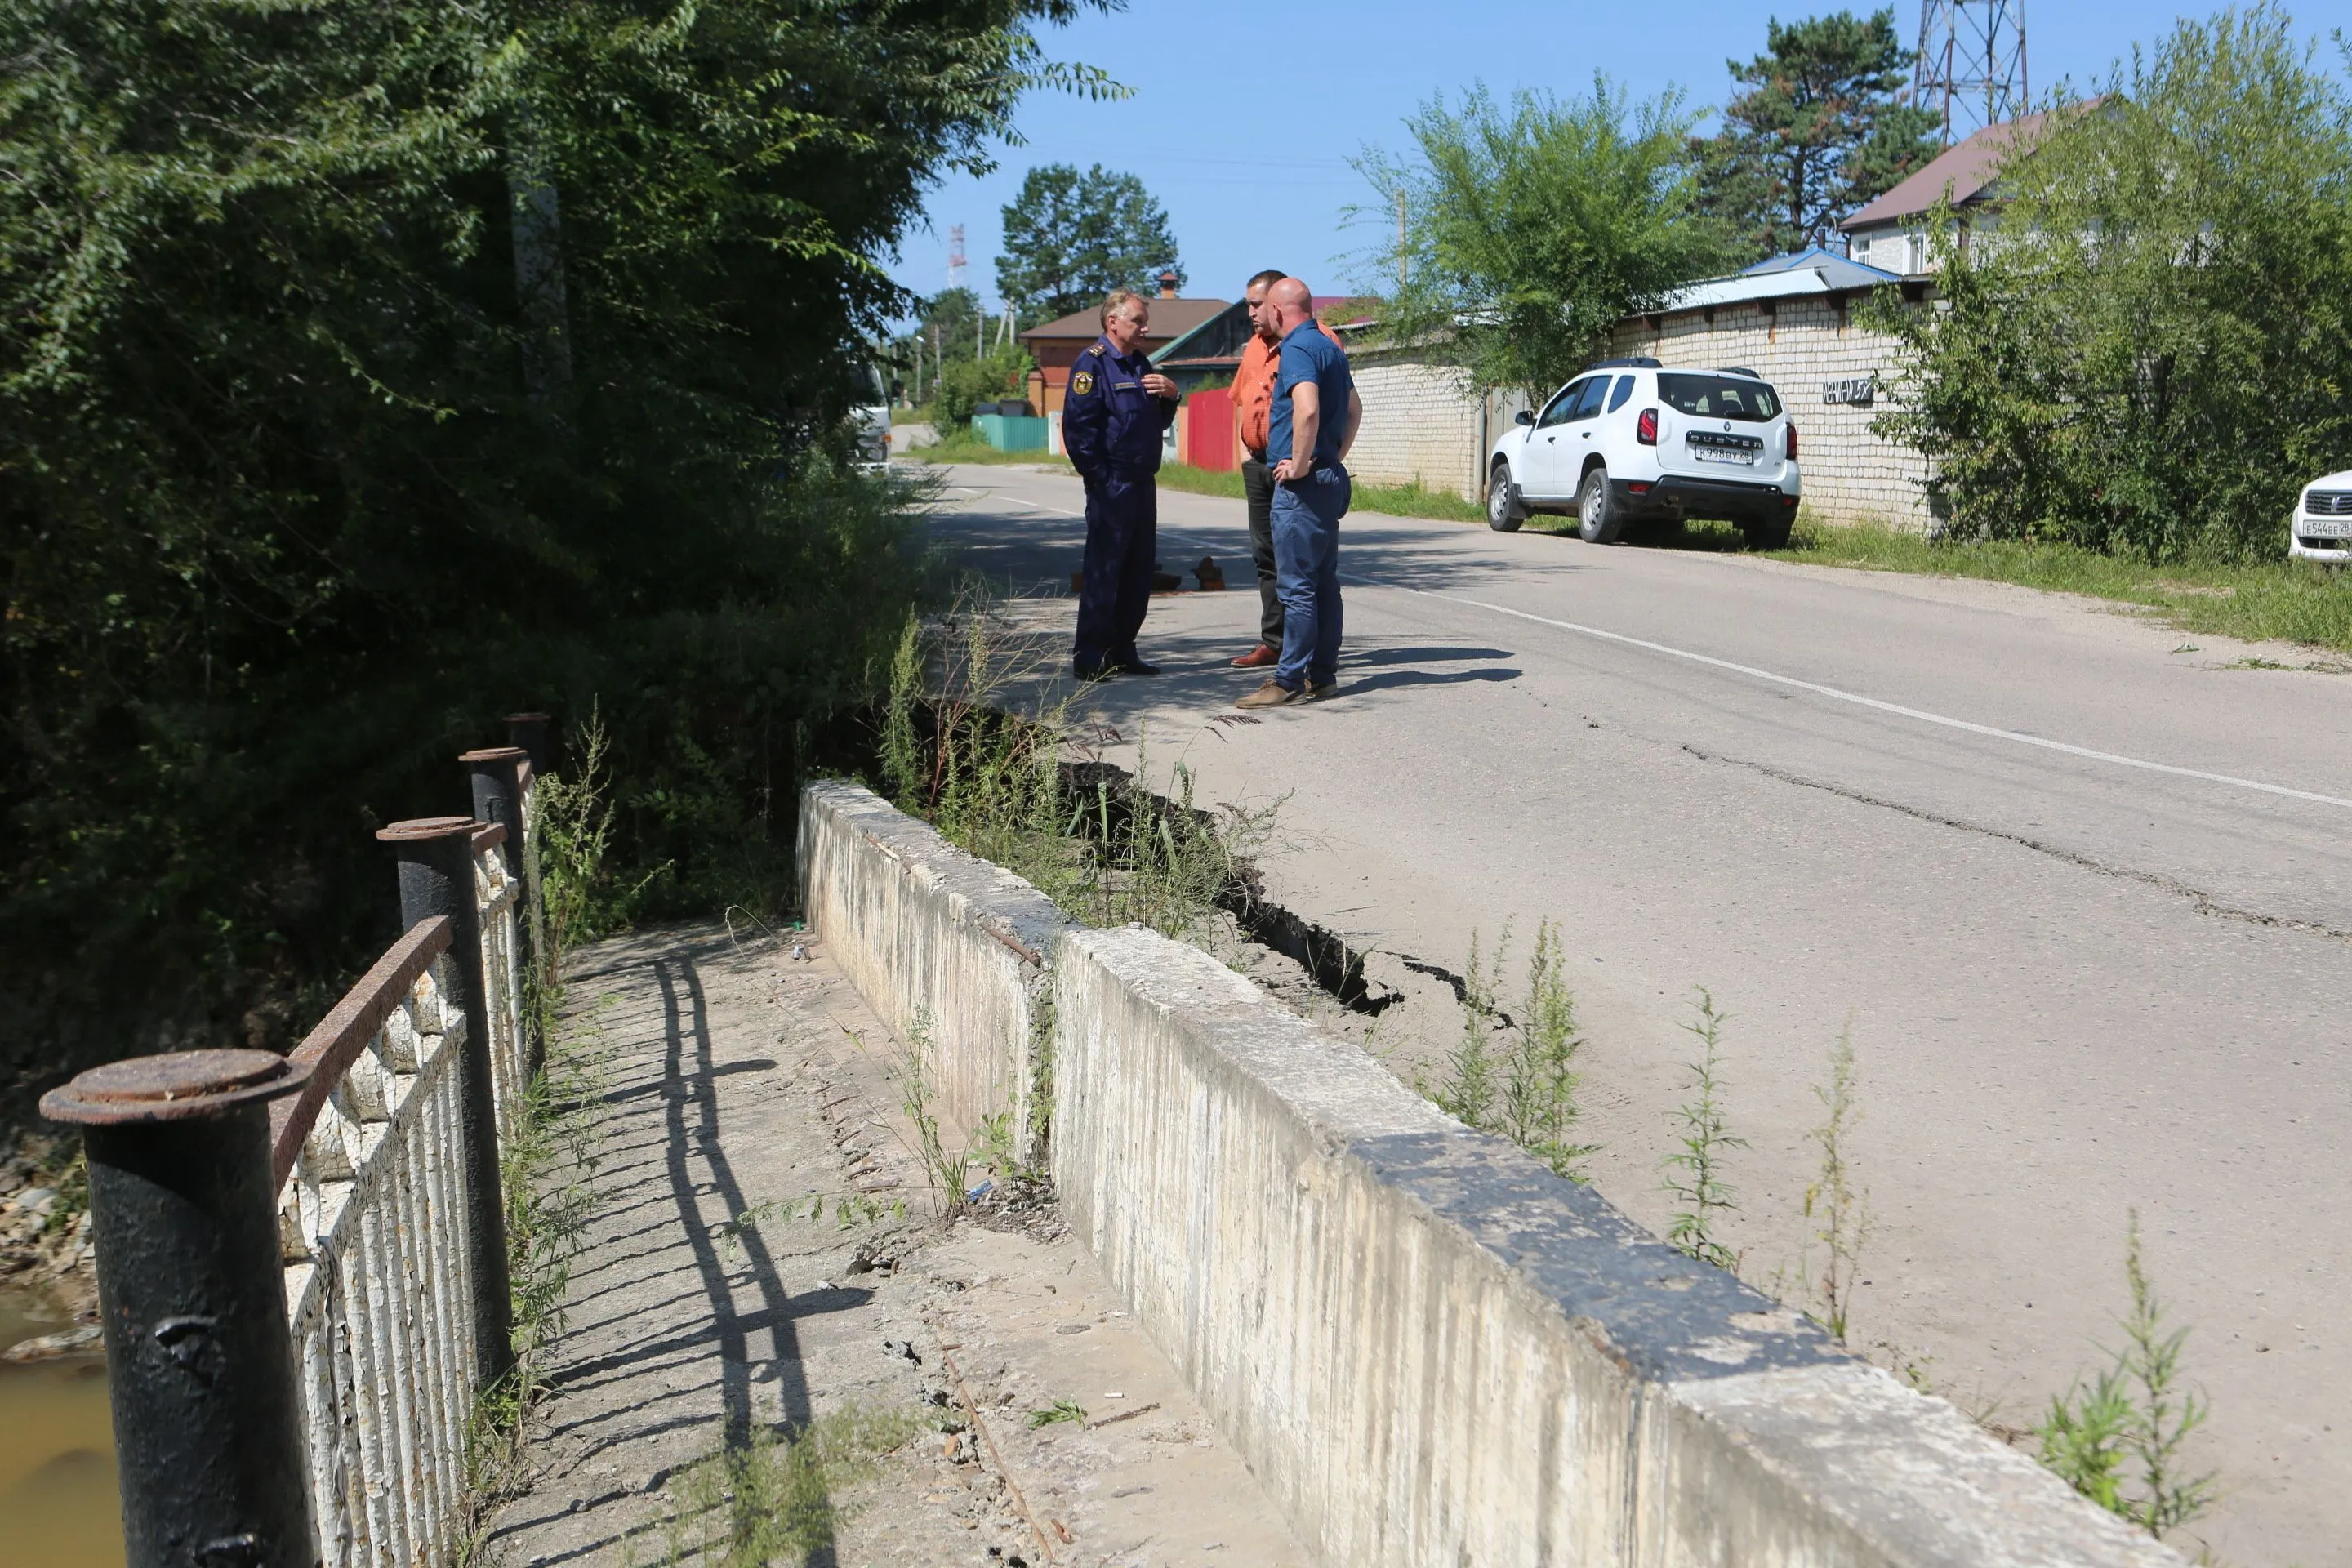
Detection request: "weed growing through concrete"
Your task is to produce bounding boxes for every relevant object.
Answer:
[894,1008,978,1221]
[2036,1212,2217,1541]
[720,1191,904,1252]
[533,704,671,978]
[1497,921,1599,1180]
[877,601,1281,947]
[1661,988,1745,1272]
[1797,1022,1871,1344]
[1425,928,1502,1129]
[973,1108,1028,1184]
[1421,924,1598,1181]
[1026,1399,1086,1428]
[627,1402,922,1568]
[460,992,614,1560]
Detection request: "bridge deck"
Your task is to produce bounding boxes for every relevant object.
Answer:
[485,920,1303,1567]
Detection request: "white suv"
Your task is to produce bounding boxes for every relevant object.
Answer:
[2289,471,2352,563]
[1486,359,1802,548]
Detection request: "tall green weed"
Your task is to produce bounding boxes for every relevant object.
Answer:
[1425,921,1598,1181]
[2038,1214,2217,1539]
[878,600,1273,945]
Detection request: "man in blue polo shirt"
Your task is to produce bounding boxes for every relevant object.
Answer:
[1237,277,1362,708]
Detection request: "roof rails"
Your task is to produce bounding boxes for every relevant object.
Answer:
[1583,356,1662,371]
[1717,366,1762,377]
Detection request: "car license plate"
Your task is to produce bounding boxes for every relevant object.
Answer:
[1694,445,1756,466]
[2301,516,2352,538]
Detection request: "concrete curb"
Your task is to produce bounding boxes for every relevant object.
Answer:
[799,780,2185,1568]
[797,782,1068,1160]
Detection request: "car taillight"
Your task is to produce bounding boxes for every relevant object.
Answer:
[1637,408,1658,445]
[1785,421,1798,460]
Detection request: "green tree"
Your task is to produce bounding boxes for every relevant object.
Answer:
[892,287,1004,403]
[996,163,1182,320]
[933,345,1036,424]
[1356,78,1725,401]
[1870,5,2352,560]
[1695,9,1944,261]
[919,288,991,359]
[0,0,1118,1112]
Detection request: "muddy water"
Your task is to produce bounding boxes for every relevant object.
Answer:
[0,1290,122,1568]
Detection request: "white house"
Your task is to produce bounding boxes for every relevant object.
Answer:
[1838,109,2062,273]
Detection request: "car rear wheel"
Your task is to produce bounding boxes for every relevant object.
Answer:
[1577,466,1625,543]
[1487,463,1526,532]
[1741,514,1793,550]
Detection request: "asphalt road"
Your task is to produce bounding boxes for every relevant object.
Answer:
[916,460,2352,1566]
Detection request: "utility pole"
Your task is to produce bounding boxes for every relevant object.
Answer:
[1914,0,2028,143]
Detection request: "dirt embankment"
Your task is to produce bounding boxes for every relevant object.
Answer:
[1,1138,99,1360]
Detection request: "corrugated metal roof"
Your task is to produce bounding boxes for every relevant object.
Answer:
[1840,109,2060,230]
[1654,253,1902,313]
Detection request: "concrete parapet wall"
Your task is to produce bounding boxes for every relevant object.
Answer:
[796,781,1069,1154]
[800,780,2184,1568]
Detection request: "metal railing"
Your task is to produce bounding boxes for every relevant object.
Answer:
[274,919,475,1568]
[42,720,549,1568]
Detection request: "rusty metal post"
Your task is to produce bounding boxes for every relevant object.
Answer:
[377,816,515,1388]
[502,711,551,780]
[461,746,529,877]
[42,1049,314,1568]
[466,742,541,1073]
[500,716,555,1073]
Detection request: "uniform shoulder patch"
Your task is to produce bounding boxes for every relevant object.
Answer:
[1071,370,1094,395]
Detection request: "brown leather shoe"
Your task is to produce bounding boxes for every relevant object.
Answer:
[1235,679,1301,709]
[1231,643,1279,669]
[1306,679,1339,701]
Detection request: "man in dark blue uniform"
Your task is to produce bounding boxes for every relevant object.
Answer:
[1062,288,1181,679]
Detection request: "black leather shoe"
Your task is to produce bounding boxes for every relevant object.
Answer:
[1109,657,1160,676]
[1074,659,1114,682]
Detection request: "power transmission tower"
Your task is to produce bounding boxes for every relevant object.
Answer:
[1914,0,2028,143]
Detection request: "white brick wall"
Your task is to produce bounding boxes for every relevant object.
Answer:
[1608,301,1929,528]
[1340,354,1492,500]
[1341,304,1931,528]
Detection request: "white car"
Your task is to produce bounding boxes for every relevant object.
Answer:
[2289,471,2352,563]
[1486,359,1802,548]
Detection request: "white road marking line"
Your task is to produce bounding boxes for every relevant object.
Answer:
[1352,577,2352,810]
[962,488,2352,810]
[946,484,1084,518]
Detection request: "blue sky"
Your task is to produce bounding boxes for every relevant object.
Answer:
[885,0,2350,322]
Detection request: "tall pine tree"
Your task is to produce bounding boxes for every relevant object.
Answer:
[1696,9,1944,262]
[996,163,1182,321]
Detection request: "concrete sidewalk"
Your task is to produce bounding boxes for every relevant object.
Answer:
[484,922,1305,1568]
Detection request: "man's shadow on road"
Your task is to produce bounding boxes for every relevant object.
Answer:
[1334,665,1521,696]
[1340,644,1511,669]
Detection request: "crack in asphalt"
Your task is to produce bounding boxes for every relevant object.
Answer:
[1678,741,2352,944]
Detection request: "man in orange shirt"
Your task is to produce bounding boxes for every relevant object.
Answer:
[1228,270,1344,668]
